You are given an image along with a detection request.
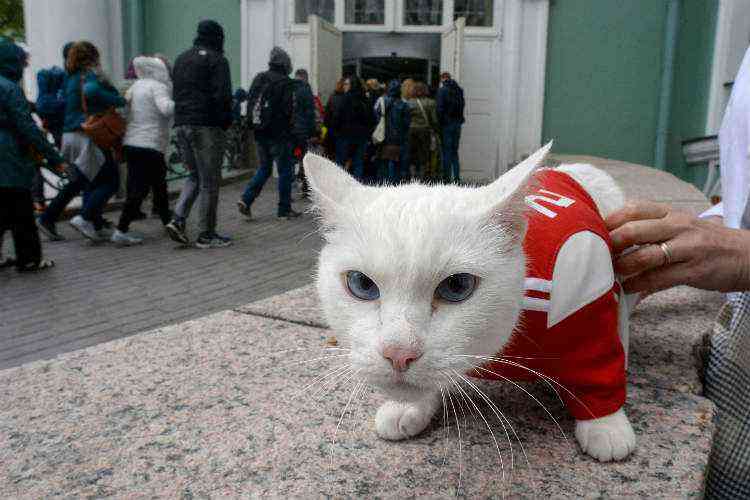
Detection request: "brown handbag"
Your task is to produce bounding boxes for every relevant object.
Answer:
[79,75,126,151]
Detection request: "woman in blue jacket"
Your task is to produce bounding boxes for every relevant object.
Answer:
[0,39,65,271]
[37,41,126,242]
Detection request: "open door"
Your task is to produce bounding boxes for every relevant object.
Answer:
[440,17,465,83]
[310,14,342,103]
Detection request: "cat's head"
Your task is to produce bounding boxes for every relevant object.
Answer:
[304,143,551,400]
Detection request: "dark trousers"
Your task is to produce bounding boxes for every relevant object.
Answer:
[441,123,462,183]
[41,157,120,230]
[0,188,42,269]
[117,146,170,232]
[242,137,294,215]
[335,137,368,180]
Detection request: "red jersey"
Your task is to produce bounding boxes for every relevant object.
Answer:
[472,170,626,421]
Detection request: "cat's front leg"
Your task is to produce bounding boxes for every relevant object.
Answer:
[376,391,441,441]
[575,408,636,461]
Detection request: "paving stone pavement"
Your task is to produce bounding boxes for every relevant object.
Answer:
[0,179,322,369]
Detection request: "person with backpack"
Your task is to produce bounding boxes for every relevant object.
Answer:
[0,38,66,272]
[32,42,72,214]
[436,72,465,183]
[165,20,233,249]
[374,79,411,184]
[237,47,314,220]
[330,77,374,181]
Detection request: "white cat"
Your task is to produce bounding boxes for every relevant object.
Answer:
[303,142,636,462]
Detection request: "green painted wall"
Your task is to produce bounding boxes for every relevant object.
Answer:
[666,0,718,186]
[140,0,242,88]
[542,0,667,167]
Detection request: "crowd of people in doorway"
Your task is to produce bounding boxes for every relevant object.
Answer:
[0,19,466,273]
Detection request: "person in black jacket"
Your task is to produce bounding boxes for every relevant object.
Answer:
[237,47,314,220]
[331,77,373,181]
[166,20,233,249]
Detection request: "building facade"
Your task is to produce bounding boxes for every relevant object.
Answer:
[22,0,750,186]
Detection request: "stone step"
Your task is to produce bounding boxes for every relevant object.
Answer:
[0,304,713,497]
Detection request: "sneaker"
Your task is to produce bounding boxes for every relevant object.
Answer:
[165,219,189,245]
[111,229,144,246]
[195,233,233,249]
[97,226,113,239]
[69,215,99,241]
[277,209,303,220]
[37,217,65,241]
[237,200,252,219]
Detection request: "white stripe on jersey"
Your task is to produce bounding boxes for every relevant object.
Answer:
[524,277,552,293]
[522,297,550,312]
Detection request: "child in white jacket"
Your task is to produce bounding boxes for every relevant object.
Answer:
[112,56,175,246]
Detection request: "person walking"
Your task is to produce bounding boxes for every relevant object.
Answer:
[332,77,374,181]
[166,20,233,248]
[436,72,465,183]
[406,81,439,181]
[292,68,322,198]
[324,77,347,160]
[111,56,175,246]
[0,38,65,271]
[375,79,411,184]
[237,47,313,220]
[37,41,126,243]
[32,42,72,215]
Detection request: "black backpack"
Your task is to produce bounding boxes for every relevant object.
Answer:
[249,72,293,132]
[444,83,465,122]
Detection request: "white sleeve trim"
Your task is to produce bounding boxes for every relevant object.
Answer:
[548,231,614,328]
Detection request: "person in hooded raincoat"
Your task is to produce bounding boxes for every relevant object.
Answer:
[0,38,65,272]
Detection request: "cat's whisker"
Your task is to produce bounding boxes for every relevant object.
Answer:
[451,354,595,419]
[293,364,350,400]
[330,374,364,468]
[350,380,370,433]
[470,365,568,442]
[277,353,351,369]
[451,370,535,485]
[308,366,356,400]
[438,384,450,467]
[445,372,508,490]
[263,346,351,358]
[446,388,464,493]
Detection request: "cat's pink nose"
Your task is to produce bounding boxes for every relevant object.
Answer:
[382,346,423,372]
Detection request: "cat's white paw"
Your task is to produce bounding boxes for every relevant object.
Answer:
[376,400,435,441]
[575,408,636,462]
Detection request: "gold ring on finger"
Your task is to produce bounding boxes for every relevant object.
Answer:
[659,242,673,266]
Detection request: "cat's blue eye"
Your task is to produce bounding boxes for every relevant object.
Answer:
[436,273,477,303]
[345,271,380,301]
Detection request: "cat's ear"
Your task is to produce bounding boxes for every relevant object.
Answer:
[303,153,362,225]
[481,141,553,238]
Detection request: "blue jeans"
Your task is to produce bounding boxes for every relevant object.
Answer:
[335,137,368,180]
[441,123,462,183]
[242,138,293,215]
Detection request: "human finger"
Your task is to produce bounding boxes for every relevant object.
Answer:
[605,201,670,231]
[614,242,672,277]
[620,262,693,294]
[609,216,683,253]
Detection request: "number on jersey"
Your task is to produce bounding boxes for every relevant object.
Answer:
[525,190,576,218]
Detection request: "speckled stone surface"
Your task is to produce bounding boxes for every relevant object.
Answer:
[0,310,713,498]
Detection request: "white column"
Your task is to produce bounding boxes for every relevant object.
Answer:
[22,0,124,99]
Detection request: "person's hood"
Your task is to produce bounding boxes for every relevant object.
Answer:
[268,46,292,75]
[387,80,402,98]
[443,78,460,90]
[36,66,66,93]
[194,19,225,53]
[0,40,25,83]
[133,56,171,85]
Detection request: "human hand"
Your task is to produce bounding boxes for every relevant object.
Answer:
[606,201,750,294]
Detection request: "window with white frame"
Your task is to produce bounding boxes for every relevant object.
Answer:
[403,0,442,26]
[454,0,493,27]
[294,0,335,24]
[345,0,385,25]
